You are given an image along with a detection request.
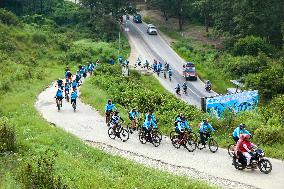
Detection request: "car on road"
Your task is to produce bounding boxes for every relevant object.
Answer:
[133,14,142,23]
[183,62,197,81]
[147,24,158,35]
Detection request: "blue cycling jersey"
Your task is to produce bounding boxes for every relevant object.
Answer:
[232,127,250,138]
[143,119,157,129]
[55,90,63,98]
[199,122,215,133]
[71,91,78,100]
[105,103,117,112]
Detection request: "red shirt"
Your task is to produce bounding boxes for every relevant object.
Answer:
[240,140,253,152]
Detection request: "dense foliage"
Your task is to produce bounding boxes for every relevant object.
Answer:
[147,0,284,47]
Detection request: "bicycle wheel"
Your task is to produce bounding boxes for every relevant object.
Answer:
[185,138,196,152]
[120,128,129,142]
[171,134,181,149]
[57,102,60,111]
[228,143,235,157]
[152,133,161,147]
[155,130,162,142]
[72,102,76,112]
[190,132,198,143]
[209,138,218,153]
[169,130,176,141]
[139,132,147,144]
[108,127,116,140]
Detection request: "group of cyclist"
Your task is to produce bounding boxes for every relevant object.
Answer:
[54,62,97,110]
[104,99,255,164]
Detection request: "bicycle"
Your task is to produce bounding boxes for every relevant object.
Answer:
[171,130,197,152]
[55,97,62,112]
[139,128,161,147]
[196,132,219,153]
[72,101,76,112]
[65,91,69,102]
[108,122,129,142]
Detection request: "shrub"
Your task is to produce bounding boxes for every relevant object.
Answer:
[0,116,16,154]
[21,150,69,189]
[232,36,274,56]
[32,33,48,44]
[0,8,20,26]
[255,125,284,145]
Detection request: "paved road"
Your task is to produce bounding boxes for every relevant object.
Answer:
[124,17,217,108]
[36,82,284,189]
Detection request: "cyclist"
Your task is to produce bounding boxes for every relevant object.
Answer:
[71,80,77,90]
[110,110,124,131]
[232,123,251,143]
[175,84,181,95]
[70,88,78,106]
[182,82,187,94]
[145,110,156,123]
[82,65,87,78]
[176,116,192,139]
[129,108,140,132]
[56,79,64,90]
[64,82,70,100]
[174,112,183,126]
[143,115,157,139]
[88,62,95,76]
[119,56,123,64]
[144,59,149,69]
[199,119,215,147]
[168,68,173,80]
[65,70,72,83]
[136,57,142,67]
[75,70,81,85]
[105,99,118,124]
[55,88,63,107]
[153,60,157,72]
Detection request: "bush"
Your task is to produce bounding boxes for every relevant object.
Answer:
[32,33,48,44]
[0,8,20,26]
[255,125,284,145]
[0,117,16,154]
[21,150,69,189]
[232,36,275,56]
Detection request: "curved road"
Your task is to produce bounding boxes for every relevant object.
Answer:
[124,17,217,108]
[36,81,284,189]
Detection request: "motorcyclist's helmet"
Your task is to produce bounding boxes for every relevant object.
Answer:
[240,123,246,129]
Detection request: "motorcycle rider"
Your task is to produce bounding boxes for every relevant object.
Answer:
[175,84,181,95]
[232,123,251,143]
[205,80,212,91]
[239,134,256,167]
[182,82,187,94]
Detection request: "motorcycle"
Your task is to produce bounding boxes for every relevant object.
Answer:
[232,148,272,174]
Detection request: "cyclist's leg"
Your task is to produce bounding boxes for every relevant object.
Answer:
[200,132,206,145]
[233,135,239,143]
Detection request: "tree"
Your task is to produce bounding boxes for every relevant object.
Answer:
[193,0,213,32]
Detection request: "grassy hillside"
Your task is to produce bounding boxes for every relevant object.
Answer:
[0,8,214,189]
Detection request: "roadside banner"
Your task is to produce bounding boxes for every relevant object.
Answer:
[205,90,259,118]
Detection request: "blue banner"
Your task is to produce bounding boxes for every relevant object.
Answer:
[206,90,259,118]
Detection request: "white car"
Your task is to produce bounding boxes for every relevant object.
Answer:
[147,24,157,35]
